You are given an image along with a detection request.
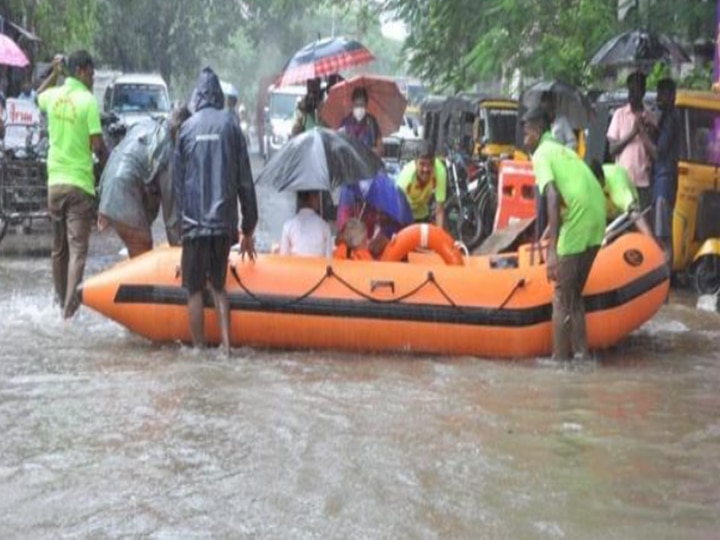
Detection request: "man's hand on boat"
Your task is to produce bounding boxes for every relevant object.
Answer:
[546,247,558,282]
[240,233,256,262]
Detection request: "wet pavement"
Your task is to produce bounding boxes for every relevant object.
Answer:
[1,155,720,538]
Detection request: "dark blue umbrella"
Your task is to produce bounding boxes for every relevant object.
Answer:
[364,173,414,228]
[337,172,413,236]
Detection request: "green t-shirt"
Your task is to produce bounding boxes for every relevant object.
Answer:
[602,164,639,219]
[38,77,102,196]
[396,159,447,220]
[532,133,606,256]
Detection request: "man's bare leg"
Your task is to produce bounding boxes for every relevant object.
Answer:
[188,291,205,348]
[210,287,231,354]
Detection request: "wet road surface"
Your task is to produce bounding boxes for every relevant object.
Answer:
[1,156,719,539]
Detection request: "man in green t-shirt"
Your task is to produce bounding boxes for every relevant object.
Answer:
[396,140,447,228]
[37,50,107,318]
[589,161,652,237]
[523,108,606,360]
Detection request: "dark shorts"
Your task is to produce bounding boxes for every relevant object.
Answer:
[181,235,232,294]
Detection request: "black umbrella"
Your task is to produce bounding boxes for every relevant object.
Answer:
[255,128,384,192]
[522,80,591,130]
[590,29,690,69]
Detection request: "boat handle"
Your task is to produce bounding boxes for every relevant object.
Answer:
[370,279,395,294]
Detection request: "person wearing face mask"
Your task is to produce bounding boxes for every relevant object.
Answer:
[339,86,383,157]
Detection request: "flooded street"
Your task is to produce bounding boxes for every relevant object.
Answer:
[1,161,720,538]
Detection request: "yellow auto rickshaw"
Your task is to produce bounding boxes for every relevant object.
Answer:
[672,90,720,294]
[420,94,476,155]
[469,96,519,160]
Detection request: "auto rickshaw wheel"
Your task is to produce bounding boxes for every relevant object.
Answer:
[692,255,720,296]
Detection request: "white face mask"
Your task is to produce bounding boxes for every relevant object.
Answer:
[353,106,366,121]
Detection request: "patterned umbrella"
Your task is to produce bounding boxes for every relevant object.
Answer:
[590,29,690,69]
[321,75,408,137]
[0,33,29,67]
[277,36,374,87]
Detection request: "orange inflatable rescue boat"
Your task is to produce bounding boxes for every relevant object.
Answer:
[80,225,669,359]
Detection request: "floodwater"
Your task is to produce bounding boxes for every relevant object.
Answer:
[1,175,720,538]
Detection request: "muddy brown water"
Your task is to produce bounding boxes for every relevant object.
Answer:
[1,172,719,538]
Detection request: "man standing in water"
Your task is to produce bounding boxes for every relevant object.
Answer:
[174,67,258,353]
[37,51,107,318]
[607,71,655,211]
[523,108,606,360]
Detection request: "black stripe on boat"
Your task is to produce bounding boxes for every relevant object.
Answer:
[113,265,669,328]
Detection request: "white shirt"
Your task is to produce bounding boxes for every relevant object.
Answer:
[280,208,332,257]
[552,115,578,151]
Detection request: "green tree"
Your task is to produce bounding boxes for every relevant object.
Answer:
[0,0,98,57]
[93,0,242,89]
[384,0,715,91]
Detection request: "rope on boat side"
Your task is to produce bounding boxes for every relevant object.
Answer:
[230,264,527,312]
[229,264,330,307]
[326,267,433,304]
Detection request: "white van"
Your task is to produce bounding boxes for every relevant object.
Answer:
[103,73,171,126]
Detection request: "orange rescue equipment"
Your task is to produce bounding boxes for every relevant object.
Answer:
[494,160,536,230]
[381,224,464,265]
[333,242,374,261]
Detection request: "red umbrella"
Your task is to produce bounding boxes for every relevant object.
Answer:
[0,34,29,68]
[278,36,374,87]
[321,75,408,137]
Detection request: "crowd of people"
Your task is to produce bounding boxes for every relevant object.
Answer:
[33,46,680,359]
[35,51,256,355]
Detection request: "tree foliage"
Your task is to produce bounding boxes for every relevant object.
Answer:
[3,0,398,101]
[94,0,242,87]
[0,0,98,57]
[384,0,715,91]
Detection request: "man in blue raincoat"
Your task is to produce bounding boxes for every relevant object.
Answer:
[174,67,258,353]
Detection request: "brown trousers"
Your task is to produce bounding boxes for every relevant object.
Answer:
[48,185,94,317]
[553,246,600,360]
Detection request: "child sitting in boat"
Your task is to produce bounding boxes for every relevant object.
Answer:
[334,218,373,260]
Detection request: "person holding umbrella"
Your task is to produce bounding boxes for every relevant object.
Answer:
[607,71,656,211]
[339,86,383,157]
[291,77,325,137]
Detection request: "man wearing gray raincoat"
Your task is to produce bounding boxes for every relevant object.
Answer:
[97,107,190,257]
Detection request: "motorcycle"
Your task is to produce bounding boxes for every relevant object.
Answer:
[443,148,496,251]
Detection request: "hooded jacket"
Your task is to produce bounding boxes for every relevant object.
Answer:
[99,118,171,231]
[173,67,258,239]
